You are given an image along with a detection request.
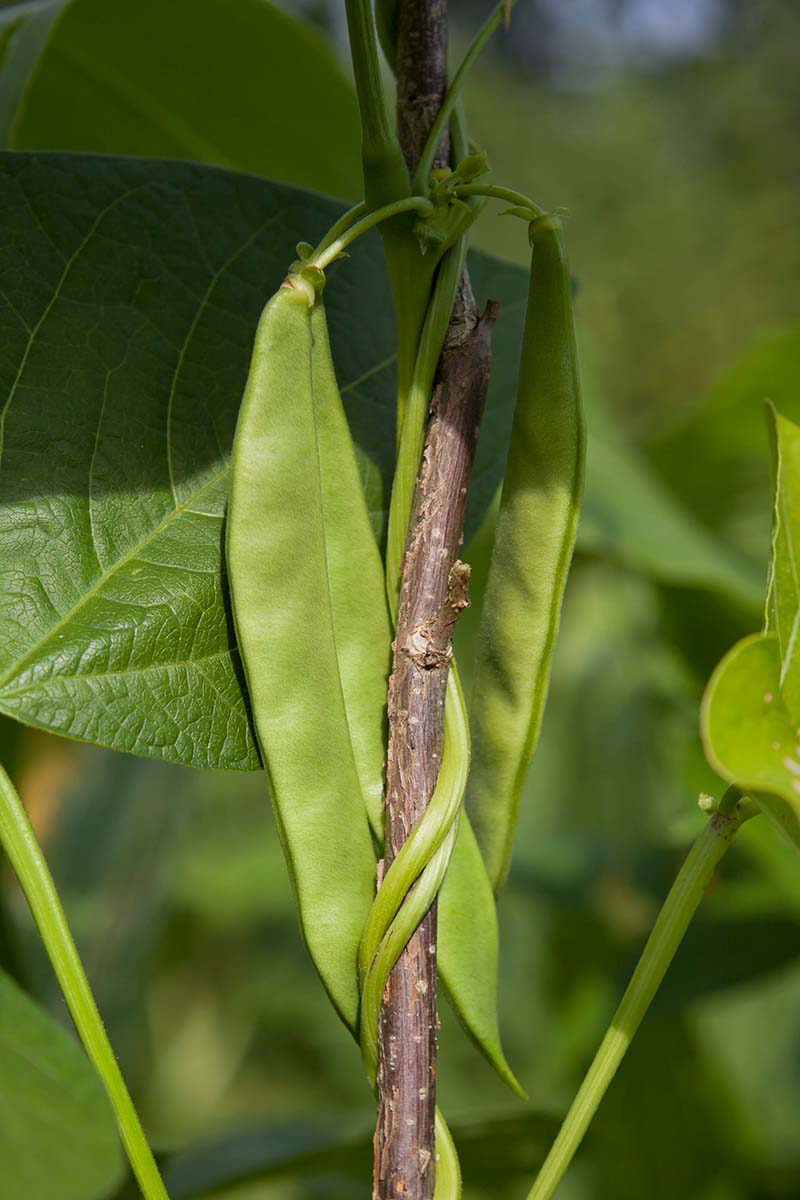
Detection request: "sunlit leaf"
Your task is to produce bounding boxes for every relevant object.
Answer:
[0,151,762,771]
[702,410,800,850]
[702,634,800,849]
[0,152,382,769]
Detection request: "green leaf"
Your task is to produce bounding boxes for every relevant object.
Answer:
[0,150,760,770]
[702,408,800,849]
[0,2,64,142]
[701,633,800,850]
[0,152,388,769]
[0,966,123,1200]
[0,151,488,768]
[0,0,361,198]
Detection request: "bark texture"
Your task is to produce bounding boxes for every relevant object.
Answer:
[373,5,495,1195]
[396,0,449,173]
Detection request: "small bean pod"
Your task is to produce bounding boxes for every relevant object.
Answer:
[226,277,391,1032]
[467,214,585,892]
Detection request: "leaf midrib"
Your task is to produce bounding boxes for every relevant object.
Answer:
[0,465,229,692]
[0,644,236,694]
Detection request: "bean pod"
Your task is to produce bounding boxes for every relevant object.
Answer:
[467,214,585,892]
[226,276,391,1032]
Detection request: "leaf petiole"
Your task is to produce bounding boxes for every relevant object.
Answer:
[454,183,546,219]
[0,762,169,1200]
[526,787,755,1200]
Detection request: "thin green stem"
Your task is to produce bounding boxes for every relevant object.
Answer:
[454,183,545,217]
[311,201,368,260]
[413,0,514,193]
[526,790,752,1200]
[0,763,169,1200]
[310,196,434,271]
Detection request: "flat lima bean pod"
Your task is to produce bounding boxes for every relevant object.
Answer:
[226,276,390,1032]
[467,214,586,893]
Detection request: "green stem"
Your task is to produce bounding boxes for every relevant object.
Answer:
[413,0,513,193]
[526,789,751,1200]
[311,200,368,260]
[454,183,545,217]
[344,0,409,207]
[310,196,434,271]
[0,763,169,1200]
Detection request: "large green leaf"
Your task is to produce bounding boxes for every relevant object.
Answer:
[0,0,361,198]
[0,152,388,768]
[0,966,123,1200]
[0,150,760,769]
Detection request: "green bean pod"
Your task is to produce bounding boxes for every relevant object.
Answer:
[226,277,391,1032]
[467,214,585,892]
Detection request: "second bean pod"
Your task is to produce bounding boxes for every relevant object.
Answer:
[467,214,586,892]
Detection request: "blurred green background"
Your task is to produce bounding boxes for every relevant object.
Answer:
[2,0,800,1196]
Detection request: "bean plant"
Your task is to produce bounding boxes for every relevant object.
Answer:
[0,1,797,1198]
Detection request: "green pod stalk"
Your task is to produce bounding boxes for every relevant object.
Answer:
[467,215,585,892]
